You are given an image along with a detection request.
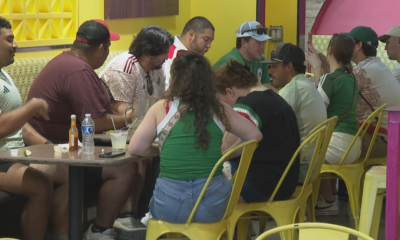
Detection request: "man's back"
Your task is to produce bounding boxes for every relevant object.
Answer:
[354,57,400,133]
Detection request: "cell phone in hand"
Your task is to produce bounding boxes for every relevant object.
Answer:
[99,151,125,158]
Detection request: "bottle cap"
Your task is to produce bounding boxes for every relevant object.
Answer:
[85,113,91,117]
[71,114,76,120]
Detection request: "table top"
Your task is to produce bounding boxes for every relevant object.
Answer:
[0,144,143,167]
[385,105,400,112]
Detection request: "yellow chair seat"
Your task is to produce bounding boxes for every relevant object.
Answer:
[255,222,374,240]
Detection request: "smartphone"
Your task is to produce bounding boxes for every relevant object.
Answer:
[99,151,125,158]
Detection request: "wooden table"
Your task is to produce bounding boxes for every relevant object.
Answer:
[385,106,400,240]
[0,144,144,239]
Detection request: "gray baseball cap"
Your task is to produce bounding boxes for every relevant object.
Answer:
[236,21,272,42]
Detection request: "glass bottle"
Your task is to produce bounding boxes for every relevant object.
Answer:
[69,114,79,151]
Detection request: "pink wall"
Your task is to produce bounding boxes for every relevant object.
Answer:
[311,0,400,36]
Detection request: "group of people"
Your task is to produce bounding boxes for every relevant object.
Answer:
[0,12,399,239]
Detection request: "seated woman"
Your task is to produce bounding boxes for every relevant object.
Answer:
[128,51,262,223]
[308,34,361,215]
[213,59,300,203]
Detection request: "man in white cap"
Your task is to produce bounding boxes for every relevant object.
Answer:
[379,25,400,83]
[214,21,275,90]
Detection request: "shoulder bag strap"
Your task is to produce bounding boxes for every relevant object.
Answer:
[158,104,188,153]
[334,73,357,125]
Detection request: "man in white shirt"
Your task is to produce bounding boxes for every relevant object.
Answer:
[264,43,327,183]
[378,25,400,83]
[163,16,215,90]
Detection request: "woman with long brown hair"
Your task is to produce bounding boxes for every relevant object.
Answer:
[128,51,262,223]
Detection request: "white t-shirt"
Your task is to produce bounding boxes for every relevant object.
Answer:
[279,74,327,183]
[393,64,400,84]
[0,69,24,151]
[163,35,188,90]
[99,51,165,103]
[353,57,400,138]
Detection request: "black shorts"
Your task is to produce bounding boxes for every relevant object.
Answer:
[0,162,29,173]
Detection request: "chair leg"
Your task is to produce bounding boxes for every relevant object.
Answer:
[307,195,316,222]
[344,178,362,229]
[237,216,251,240]
[369,192,385,239]
[358,179,378,236]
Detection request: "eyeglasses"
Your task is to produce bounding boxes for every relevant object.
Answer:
[242,28,268,35]
[145,75,154,96]
[270,50,292,63]
[229,62,256,82]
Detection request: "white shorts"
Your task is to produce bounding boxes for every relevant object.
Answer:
[325,132,362,165]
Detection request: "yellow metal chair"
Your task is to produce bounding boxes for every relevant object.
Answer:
[145,140,258,240]
[312,103,387,229]
[358,166,386,239]
[255,223,374,240]
[226,126,326,240]
[293,116,338,223]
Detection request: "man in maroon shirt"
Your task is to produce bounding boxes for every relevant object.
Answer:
[27,19,140,239]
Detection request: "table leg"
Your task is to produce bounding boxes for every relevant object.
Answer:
[69,166,83,239]
[386,112,400,240]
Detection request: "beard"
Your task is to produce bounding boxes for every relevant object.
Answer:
[189,38,204,55]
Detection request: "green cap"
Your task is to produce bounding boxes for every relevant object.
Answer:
[341,26,378,48]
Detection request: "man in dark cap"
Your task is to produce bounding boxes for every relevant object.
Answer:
[27,19,138,240]
[264,42,326,184]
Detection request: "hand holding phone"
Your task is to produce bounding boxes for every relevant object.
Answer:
[99,151,125,158]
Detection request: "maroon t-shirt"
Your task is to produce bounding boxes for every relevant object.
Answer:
[28,51,112,143]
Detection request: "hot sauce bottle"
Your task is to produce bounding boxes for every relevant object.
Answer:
[69,114,79,151]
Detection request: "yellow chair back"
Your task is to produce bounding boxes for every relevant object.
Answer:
[255,222,374,240]
[227,126,326,240]
[145,139,258,240]
[340,103,387,165]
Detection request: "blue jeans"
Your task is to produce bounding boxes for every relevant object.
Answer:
[149,174,232,223]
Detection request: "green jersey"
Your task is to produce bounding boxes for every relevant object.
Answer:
[213,48,270,84]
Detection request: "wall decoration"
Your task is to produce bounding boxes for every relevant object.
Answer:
[105,0,179,19]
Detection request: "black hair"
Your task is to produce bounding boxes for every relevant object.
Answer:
[0,17,11,29]
[129,25,173,58]
[354,39,378,57]
[236,37,251,49]
[181,16,215,36]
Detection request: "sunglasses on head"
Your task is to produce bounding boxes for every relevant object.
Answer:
[242,28,268,35]
[230,62,256,82]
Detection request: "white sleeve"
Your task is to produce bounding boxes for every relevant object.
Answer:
[163,59,172,91]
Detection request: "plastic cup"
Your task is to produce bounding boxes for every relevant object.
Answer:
[110,130,128,151]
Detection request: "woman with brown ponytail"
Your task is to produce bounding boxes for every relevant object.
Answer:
[308,34,361,215]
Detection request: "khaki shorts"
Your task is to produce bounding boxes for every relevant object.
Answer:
[325,132,362,165]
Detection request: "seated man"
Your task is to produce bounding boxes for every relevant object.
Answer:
[214,21,275,91]
[0,98,53,240]
[264,43,327,183]
[99,25,173,237]
[27,19,137,240]
[0,17,68,240]
[163,16,215,89]
[379,25,400,83]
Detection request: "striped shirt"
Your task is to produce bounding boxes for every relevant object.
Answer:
[100,51,165,102]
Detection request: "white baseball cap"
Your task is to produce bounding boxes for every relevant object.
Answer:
[236,21,272,42]
[379,25,400,43]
